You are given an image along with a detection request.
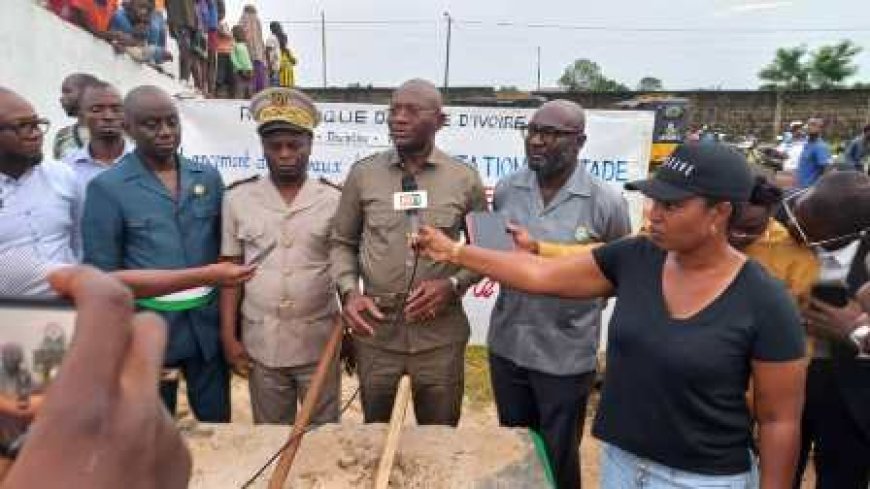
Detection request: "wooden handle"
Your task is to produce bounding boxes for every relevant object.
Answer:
[267,316,344,489]
[374,374,412,489]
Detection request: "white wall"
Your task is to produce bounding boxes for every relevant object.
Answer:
[0,0,188,144]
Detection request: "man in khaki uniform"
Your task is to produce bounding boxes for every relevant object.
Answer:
[220,87,341,424]
[330,79,487,426]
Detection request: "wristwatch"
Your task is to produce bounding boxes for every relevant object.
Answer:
[448,276,461,295]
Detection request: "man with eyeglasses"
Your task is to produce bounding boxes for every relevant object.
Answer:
[487,100,629,489]
[781,171,870,489]
[0,87,81,297]
[0,86,253,298]
[330,79,487,426]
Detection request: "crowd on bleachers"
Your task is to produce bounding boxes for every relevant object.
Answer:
[37,0,297,99]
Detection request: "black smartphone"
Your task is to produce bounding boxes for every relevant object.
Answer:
[811,282,850,308]
[0,297,76,456]
[465,211,515,252]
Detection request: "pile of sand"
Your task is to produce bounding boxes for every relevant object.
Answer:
[186,423,549,488]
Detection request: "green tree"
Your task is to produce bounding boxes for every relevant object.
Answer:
[758,46,810,90]
[808,40,863,88]
[558,59,629,92]
[637,76,664,91]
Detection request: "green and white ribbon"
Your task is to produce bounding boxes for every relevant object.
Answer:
[136,286,216,312]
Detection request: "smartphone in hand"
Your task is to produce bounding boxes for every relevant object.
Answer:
[811,282,850,308]
[0,297,76,456]
[465,212,515,252]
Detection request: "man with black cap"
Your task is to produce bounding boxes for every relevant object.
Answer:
[415,142,807,488]
[219,88,341,425]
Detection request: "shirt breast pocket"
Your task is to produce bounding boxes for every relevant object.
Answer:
[365,209,401,234]
[193,205,219,220]
[423,208,460,238]
[124,217,152,243]
[237,222,269,248]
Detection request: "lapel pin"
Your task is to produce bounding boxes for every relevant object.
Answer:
[193,184,206,196]
[575,226,592,243]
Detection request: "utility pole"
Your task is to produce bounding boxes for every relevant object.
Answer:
[536,46,541,91]
[320,11,327,88]
[443,12,452,91]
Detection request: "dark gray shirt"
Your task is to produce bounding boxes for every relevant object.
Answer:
[490,166,631,375]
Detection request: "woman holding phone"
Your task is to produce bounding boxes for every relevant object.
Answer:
[418,143,807,488]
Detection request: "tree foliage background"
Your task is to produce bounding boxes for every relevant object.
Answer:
[759,40,863,89]
[558,59,629,92]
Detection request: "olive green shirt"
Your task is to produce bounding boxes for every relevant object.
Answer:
[330,147,487,352]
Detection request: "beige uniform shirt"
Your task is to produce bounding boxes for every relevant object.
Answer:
[222,176,340,368]
[330,148,488,353]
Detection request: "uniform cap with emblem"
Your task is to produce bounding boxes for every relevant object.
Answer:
[625,142,753,202]
[250,87,320,136]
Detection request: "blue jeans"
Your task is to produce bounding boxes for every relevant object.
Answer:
[601,443,758,488]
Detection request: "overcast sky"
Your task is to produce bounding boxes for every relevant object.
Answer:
[224,0,870,91]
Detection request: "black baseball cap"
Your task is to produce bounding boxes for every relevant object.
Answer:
[626,142,753,202]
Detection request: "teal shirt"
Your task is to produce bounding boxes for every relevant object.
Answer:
[81,151,224,363]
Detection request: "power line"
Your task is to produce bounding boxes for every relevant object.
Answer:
[454,19,870,34]
[274,17,870,34]
[278,19,435,26]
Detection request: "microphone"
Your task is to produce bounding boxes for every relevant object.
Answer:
[401,175,421,240]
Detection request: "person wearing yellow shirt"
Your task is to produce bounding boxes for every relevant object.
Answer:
[729,176,819,299]
[519,177,820,298]
[507,223,603,257]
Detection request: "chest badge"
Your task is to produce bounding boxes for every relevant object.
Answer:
[193,184,206,197]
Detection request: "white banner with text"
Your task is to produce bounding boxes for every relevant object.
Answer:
[178,101,654,344]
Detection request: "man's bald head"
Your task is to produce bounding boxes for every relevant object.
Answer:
[0,87,24,109]
[124,85,174,119]
[532,99,586,132]
[393,79,443,111]
[387,79,446,154]
[788,171,870,250]
[60,73,100,117]
[525,99,587,181]
[801,171,870,239]
[63,73,99,88]
[123,86,181,162]
[0,86,44,173]
[0,87,34,113]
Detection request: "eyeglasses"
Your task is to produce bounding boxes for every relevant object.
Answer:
[0,118,51,137]
[782,187,870,248]
[519,124,580,143]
